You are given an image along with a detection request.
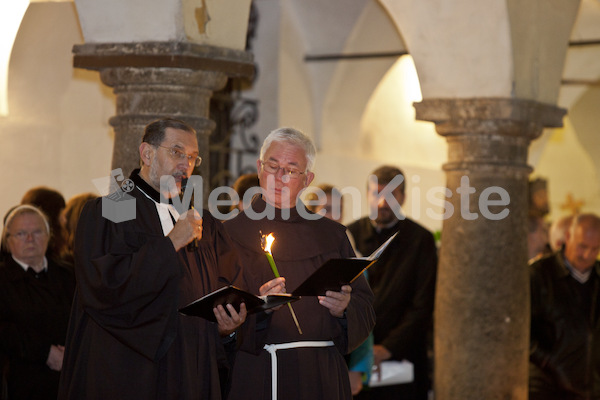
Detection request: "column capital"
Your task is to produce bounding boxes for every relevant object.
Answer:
[414,98,566,176]
[414,97,566,140]
[99,67,226,90]
[71,41,250,192]
[73,41,255,79]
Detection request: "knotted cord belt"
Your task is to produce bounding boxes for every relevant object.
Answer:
[263,341,334,400]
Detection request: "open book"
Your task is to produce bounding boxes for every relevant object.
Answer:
[291,231,398,296]
[179,285,299,322]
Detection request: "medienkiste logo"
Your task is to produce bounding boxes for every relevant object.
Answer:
[94,169,512,223]
[95,169,137,223]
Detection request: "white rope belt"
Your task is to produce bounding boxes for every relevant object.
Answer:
[263,340,334,400]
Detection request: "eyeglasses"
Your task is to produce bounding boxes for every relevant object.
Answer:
[260,161,305,179]
[157,146,202,167]
[8,229,47,241]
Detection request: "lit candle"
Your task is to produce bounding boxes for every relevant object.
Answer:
[263,233,280,278]
[260,231,302,335]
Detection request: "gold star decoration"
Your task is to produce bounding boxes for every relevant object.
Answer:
[560,192,584,215]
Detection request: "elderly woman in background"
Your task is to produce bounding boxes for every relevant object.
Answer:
[0,205,74,400]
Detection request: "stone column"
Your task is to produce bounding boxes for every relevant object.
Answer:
[73,42,254,202]
[414,98,565,400]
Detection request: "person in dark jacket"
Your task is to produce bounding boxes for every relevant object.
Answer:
[0,204,75,400]
[348,165,437,400]
[530,213,600,400]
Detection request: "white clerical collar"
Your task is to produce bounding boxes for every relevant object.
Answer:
[564,256,592,284]
[137,186,181,236]
[12,255,48,273]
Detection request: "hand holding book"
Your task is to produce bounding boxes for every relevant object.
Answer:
[213,302,247,336]
[179,285,299,322]
[317,284,352,318]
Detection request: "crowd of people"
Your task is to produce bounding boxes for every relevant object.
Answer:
[1,117,598,400]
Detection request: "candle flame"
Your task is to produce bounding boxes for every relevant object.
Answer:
[263,233,275,255]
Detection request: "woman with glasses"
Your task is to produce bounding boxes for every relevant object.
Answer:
[0,205,75,400]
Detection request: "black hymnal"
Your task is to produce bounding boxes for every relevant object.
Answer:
[291,231,398,296]
[179,285,299,322]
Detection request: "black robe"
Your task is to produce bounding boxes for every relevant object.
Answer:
[58,173,244,400]
[223,197,375,400]
[348,216,437,400]
[0,256,74,400]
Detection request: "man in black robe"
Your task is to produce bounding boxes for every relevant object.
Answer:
[348,165,437,400]
[223,127,375,400]
[58,118,247,400]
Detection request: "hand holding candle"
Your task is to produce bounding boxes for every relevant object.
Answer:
[260,231,303,335]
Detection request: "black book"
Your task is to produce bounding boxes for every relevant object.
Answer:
[179,285,299,322]
[291,231,398,296]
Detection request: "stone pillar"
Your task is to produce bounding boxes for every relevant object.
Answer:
[414,98,565,400]
[73,42,254,202]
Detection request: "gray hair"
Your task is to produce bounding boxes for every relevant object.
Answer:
[260,127,316,171]
[570,213,600,236]
[2,205,50,251]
